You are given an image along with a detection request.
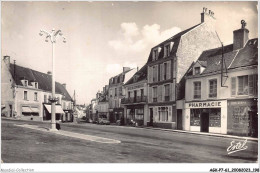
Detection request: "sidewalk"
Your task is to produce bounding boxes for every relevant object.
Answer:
[2,117,258,142]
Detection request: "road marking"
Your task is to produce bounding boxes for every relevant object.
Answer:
[14,124,121,144]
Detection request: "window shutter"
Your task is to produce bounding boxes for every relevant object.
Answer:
[160,64,163,81]
[167,61,171,79]
[231,77,236,96]
[162,85,165,102]
[159,85,163,102]
[249,75,254,95]
[148,87,152,103]
[155,65,159,82]
[164,46,166,58]
[148,66,152,83]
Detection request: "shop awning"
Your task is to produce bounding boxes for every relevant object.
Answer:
[30,107,39,113]
[44,104,65,114]
[22,106,32,113]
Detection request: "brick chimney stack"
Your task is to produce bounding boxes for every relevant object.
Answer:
[233,20,249,50]
[201,7,216,26]
[47,71,52,75]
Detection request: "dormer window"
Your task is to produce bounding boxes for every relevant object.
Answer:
[194,67,200,75]
[35,82,38,89]
[152,47,161,61]
[24,80,28,87]
[164,44,171,57]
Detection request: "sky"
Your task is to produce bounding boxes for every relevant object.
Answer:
[1,1,258,104]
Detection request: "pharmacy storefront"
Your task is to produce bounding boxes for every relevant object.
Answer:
[184,100,227,134]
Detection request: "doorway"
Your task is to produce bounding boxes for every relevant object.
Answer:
[177,109,182,130]
[149,108,153,126]
[9,105,13,117]
[200,112,209,132]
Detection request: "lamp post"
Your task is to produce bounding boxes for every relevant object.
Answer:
[39,29,66,131]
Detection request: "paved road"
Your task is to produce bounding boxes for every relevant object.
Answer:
[1,119,258,163]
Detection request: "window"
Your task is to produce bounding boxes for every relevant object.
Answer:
[153,66,156,82]
[24,91,28,100]
[140,89,144,98]
[158,107,168,121]
[194,67,200,75]
[119,86,122,96]
[194,82,201,99]
[110,89,113,97]
[164,63,167,80]
[209,79,217,98]
[44,95,47,103]
[24,80,28,87]
[115,88,117,97]
[238,75,249,95]
[164,84,170,101]
[35,82,38,89]
[128,91,131,98]
[165,44,171,57]
[153,49,159,61]
[34,92,38,101]
[153,87,157,102]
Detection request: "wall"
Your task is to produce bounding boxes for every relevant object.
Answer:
[1,60,15,117]
[176,22,221,83]
[185,68,258,102]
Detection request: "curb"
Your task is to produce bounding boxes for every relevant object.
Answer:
[2,117,258,142]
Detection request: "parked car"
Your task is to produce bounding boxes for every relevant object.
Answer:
[98,118,110,125]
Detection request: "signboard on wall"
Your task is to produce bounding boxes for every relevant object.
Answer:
[187,101,222,108]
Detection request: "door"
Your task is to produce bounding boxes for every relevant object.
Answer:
[149,108,153,126]
[9,105,12,117]
[201,112,209,132]
[249,111,258,137]
[177,109,182,130]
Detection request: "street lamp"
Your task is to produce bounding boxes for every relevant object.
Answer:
[39,28,66,131]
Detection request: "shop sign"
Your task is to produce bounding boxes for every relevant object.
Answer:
[128,84,144,90]
[188,101,222,108]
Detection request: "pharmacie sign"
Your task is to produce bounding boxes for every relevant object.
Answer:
[188,101,222,108]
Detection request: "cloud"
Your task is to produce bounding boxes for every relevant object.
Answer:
[108,22,181,54]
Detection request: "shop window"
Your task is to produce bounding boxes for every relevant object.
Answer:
[209,108,221,127]
[209,79,217,98]
[153,87,157,102]
[190,109,200,126]
[193,82,201,99]
[158,107,168,121]
[24,91,28,100]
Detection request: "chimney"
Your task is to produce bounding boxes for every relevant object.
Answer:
[62,83,66,89]
[137,66,139,71]
[3,55,10,66]
[47,71,52,75]
[233,20,249,50]
[201,7,216,25]
[123,67,131,73]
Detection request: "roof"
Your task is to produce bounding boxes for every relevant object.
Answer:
[124,64,147,85]
[147,23,201,63]
[189,38,258,77]
[9,64,73,101]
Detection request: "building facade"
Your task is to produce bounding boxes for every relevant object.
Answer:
[183,21,258,137]
[122,65,148,126]
[147,8,221,129]
[108,67,137,124]
[1,56,74,122]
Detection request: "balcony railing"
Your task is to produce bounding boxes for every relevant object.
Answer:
[121,96,147,104]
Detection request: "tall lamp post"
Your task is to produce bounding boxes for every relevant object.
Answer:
[39,29,66,131]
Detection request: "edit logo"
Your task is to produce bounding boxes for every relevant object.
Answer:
[227,139,248,154]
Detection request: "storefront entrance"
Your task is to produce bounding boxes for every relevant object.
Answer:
[177,110,182,130]
[149,108,153,126]
[200,112,209,132]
